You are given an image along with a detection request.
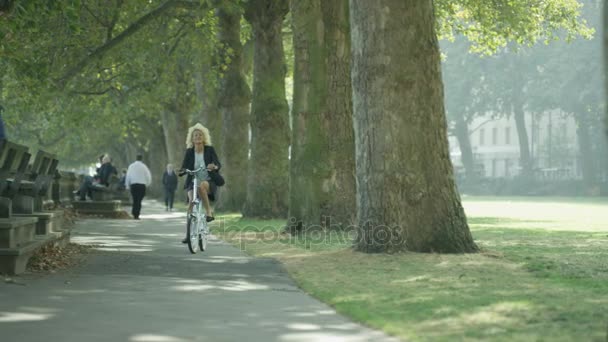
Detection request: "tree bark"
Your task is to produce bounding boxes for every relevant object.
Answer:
[194,67,222,156]
[161,111,189,166]
[145,124,169,197]
[162,63,192,168]
[454,115,476,180]
[215,5,251,212]
[288,0,356,231]
[512,101,533,179]
[242,0,290,218]
[128,120,168,198]
[605,0,608,139]
[288,0,328,232]
[350,0,477,253]
[323,0,357,229]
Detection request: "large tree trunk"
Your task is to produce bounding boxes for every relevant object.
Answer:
[161,111,189,167]
[242,0,290,218]
[288,0,329,232]
[146,124,169,198]
[124,133,140,166]
[160,109,188,197]
[349,0,477,253]
[454,115,476,180]
[162,62,196,195]
[288,0,356,231]
[132,121,168,199]
[605,0,608,139]
[215,6,251,212]
[195,67,222,156]
[193,28,223,148]
[512,101,532,179]
[160,70,192,168]
[323,0,357,229]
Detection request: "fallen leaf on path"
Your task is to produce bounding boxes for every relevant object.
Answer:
[27,243,94,273]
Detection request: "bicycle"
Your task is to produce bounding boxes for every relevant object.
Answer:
[182,167,209,254]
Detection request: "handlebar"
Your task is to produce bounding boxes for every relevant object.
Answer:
[181,166,206,175]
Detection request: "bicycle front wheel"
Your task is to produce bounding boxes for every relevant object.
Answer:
[186,214,199,254]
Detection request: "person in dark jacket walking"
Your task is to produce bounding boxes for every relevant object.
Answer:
[162,163,178,211]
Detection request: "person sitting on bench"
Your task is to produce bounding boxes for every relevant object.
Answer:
[76,154,116,200]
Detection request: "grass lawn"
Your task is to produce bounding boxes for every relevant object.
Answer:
[213,197,608,342]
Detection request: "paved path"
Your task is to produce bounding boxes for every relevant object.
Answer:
[0,201,398,342]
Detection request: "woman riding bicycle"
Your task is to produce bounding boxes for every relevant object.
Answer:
[178,123,221,243]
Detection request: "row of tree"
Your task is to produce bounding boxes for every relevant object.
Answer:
[442,0,607,192]
[0,0,594,253]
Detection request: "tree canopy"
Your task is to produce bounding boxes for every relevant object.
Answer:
[0,0,593,170]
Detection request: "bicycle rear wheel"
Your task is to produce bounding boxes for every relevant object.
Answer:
[186,214,199,254]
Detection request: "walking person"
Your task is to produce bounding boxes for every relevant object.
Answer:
[125,154,152,220]
[162,163,178,211]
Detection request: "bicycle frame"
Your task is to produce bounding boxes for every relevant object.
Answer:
[184,167,208,253]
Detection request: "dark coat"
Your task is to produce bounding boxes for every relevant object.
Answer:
[179,146,222,190]
[97,162,117,186]
[162,171,178,192]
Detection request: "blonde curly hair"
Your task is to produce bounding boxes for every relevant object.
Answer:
[185,123,212,148]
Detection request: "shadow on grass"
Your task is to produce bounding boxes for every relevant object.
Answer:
[215,212,608,341]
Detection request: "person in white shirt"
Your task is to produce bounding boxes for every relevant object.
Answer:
[125,154,152,220]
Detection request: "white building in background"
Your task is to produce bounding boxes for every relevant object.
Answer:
[448,110,581,180]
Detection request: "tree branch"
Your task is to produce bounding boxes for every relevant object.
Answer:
[469,119,495,134]
[168,23,191,55]
[83,4,108,28]
[107,0,125,41]
[57,0,205,89]
[69,87,116,96]
[37,131,65,148]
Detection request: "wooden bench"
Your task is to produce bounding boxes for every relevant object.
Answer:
[56,171,79,205]
[72,200,123,216]
[0,139,41,274]
[0,142,72,274]
[91,174,131,203]
[72,173,129,217]
[0,139,32,210]
[17,149,59,212]
[12,149,66,236]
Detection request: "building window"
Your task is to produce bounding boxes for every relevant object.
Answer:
[559,123,567,139]
[505,127,511,145]
[492,127,498,145]
[479,128,485,145]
